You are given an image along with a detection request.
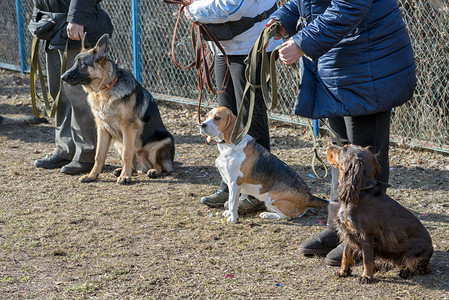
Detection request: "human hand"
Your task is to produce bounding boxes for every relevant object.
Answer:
[67,22,84,41]
[278,39,304,65]
[265,19,287,40]
[183,0,194,20]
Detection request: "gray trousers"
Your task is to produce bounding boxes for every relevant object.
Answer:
[46,48,96,163]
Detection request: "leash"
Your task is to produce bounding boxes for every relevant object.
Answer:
[307,118,345,179]
[163,3,341,179]
[227,20,344,178]
[230,21,286,145]
[162,0,230,125]
[30,37,68,118]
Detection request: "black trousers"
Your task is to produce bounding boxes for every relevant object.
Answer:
[328,109,391,201]
[214,54,270,150]
[214,54,270,191]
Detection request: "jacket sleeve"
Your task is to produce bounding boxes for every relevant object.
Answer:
[67,0,98,26]
[269,0,300,37]
[274,0,372,60]
[187,0,250,24]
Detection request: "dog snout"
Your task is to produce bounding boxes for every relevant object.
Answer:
[200,123,207,128]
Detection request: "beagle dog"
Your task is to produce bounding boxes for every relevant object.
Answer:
[199,107,329,223]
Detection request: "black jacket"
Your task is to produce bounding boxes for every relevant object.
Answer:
[31,0,113,50]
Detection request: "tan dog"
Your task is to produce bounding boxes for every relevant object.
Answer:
[199,107,328,223]
[61,34,174,184]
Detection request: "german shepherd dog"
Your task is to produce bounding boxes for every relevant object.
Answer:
[61,34,174,184]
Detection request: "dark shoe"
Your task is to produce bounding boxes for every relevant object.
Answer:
[325,243,344,266]
[224,194,265,213]
[61,161,93,174]
[298,228,340,256]
[200,190,229,208]
[34,155,71,169]
[325,243,361,266]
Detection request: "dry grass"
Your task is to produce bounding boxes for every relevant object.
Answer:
[0,69,448,299]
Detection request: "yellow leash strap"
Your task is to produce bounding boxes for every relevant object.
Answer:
[307,118,345,179]
[231,21,284,145]
[30,38,68,118]
[307,119,328,179]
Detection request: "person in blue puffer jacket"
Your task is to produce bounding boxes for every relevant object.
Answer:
[184,0,282,211]
[267,0,416,265]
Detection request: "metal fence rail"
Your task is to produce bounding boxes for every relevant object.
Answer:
[1,0,448,153]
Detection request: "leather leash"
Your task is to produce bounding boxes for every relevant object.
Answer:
[163,0,230,125]
[30,38,68,118]
[230,21,285,145]
[229,21,345,179]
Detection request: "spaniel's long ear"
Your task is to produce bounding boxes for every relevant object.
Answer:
[338,158,363,203]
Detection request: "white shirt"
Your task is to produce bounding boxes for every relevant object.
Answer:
[187,0,282,55]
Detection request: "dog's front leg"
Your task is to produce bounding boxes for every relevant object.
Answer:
[359,238,375,284]
[79,125,111,183]
[118,123,137,184]
[337,243,354,278]
[223,182,241,223]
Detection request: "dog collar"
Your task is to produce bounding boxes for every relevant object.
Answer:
[360,180,377,191]
[102,76,118,91]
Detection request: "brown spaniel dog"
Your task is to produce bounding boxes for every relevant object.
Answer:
[327,145,433,284]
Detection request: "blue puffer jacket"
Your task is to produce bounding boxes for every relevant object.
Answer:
[270,0,416,118]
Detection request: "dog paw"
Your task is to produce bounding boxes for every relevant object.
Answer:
[398,269,413,279]
[147,169,159,178]
[259,212,282,220]
[336,268,351,278]
[79,175,97,183]
[223,210,238,223]
[358,275,374,284]
[117,176,132,184]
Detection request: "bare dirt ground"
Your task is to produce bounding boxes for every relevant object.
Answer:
[1,68,448,299]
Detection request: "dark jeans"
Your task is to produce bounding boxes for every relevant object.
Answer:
[214,54,270,192]
[328,110,391,201]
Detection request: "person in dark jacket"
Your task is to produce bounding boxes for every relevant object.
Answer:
[32,0,113,174]
[266,0,416,265]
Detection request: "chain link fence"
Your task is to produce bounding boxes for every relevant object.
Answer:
[1,0,448,153]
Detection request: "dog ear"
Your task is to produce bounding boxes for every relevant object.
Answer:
[93,34,110,61]
[371,152,382,179]
[338,157,363,203]
[327,145,341,166]
[364,145,374,154]
[221,109,237,143]
[81,32,91,51]
[223,109,233,131]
